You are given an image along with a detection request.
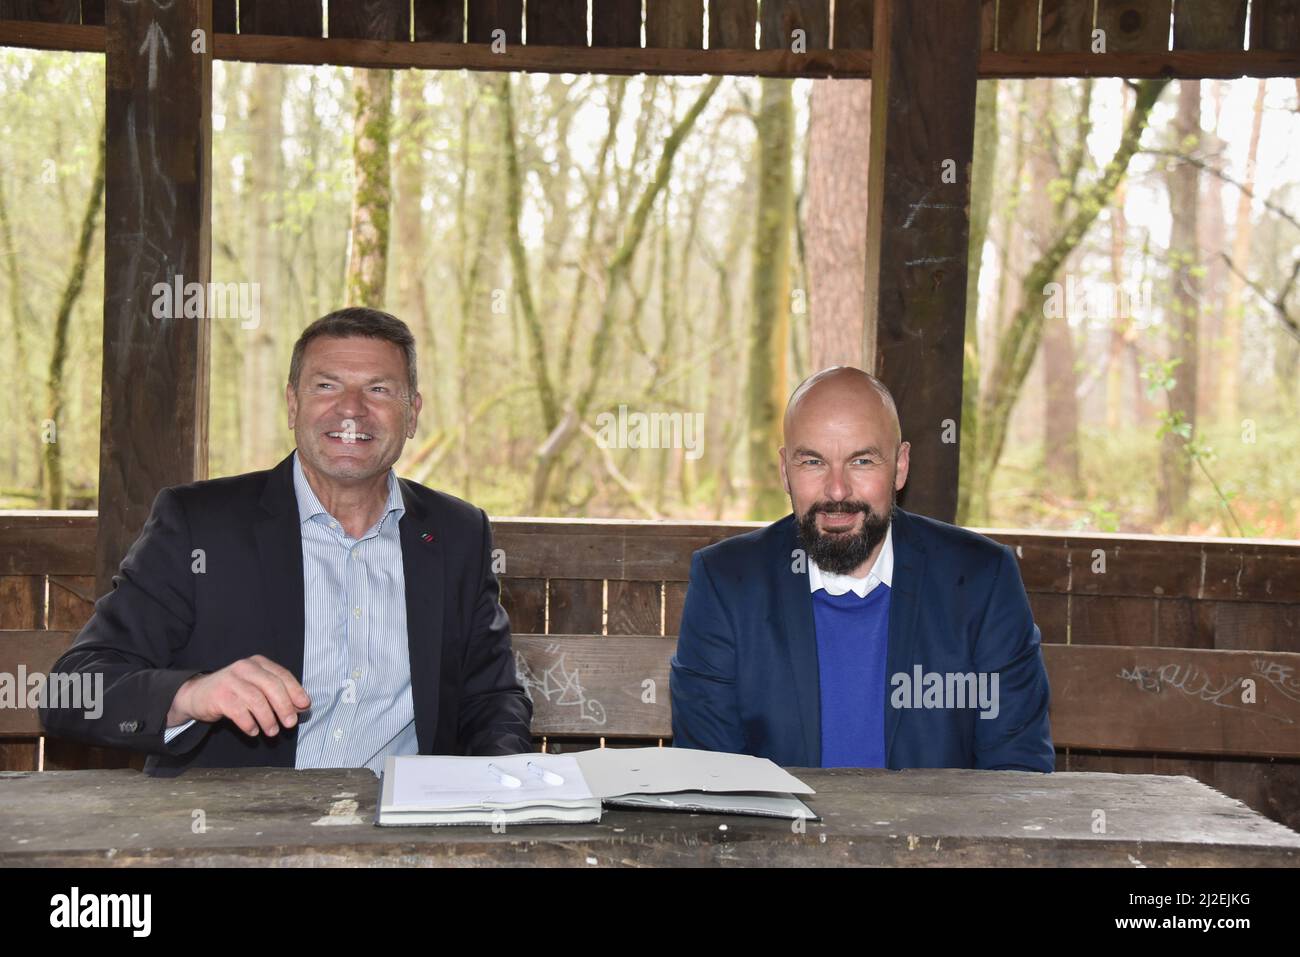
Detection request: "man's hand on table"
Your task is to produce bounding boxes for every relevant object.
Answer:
[167,655,311,737]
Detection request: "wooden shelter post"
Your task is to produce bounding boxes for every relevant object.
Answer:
[96,0,212,597]
[864,0,982,523]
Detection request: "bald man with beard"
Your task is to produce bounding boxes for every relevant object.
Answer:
[670,367,1053,771]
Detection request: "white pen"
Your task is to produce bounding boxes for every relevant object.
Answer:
[486,762,522,788]
[527,761,565,786]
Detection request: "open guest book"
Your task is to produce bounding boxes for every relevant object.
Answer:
[376,747,818,826]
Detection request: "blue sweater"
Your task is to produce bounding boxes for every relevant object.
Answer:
[813,584,891,768]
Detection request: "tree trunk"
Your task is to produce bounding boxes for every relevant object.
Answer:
[1195,82,1227,424]
[0,152,43,494]
[803,78,870,371]
[705,160,752,519]
[244,64,285,468]
[1218,79,1266,422]
[346,68,393,307]
[499,74,560,436]
[395,70,437,423]
[747,78,795,519]
[1036,80,1086,498]
[561,77,627,383]
[209,61,249,479]
[44,117,107,508]
[955,79,998,525]
[1042,284,1082,491]
[1158,79,1202,526]
[1106,177,1129,433]
[454,74,500,498]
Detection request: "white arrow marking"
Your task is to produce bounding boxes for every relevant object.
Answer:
[138,21,171,90]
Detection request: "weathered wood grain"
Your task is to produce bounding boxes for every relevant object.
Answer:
[760,0,830,51]
[46,575,93,631]
[526,0,586,45]
[833,0,872,48]
[1251,0,1300,51]
[1039,0,1094,52]
[0,630,76,734]
[0,512,95,575]
[591,0,641,47]
[98,0,212,601]
[1172,0,1246,50]
[515,634,673,736]
[865,0,981,524]
[5,21,1300,76]
[1044,644,1300,758]
[645,0,703,48]
[606,580,662,635]
[1,767,1296,866]
[241,0,323,38]
[0,576,43,629]
[413,0,463,42]
[327,0,407,41]
[1095,0,1172,52]
[0,0,77,22]
[547,579,603,635]
[500,576,546,635]
[468,0,522,45]
[997,0,1041,52]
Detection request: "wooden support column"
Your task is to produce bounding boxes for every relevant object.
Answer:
[863,0,981,523]
[97,0,211,597]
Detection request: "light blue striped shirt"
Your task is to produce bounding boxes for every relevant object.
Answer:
[165,452,419,773]
[291,451,418,772]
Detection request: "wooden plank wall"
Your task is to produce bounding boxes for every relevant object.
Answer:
[241,0,322,39]
[4,514,1296,765]
[5,516,1297,646]
[0,514,134,770]
[512,635,1300,757]
[3,1,1298,76]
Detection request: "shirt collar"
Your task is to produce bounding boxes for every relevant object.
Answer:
[808,523,894,598]
[292,449,404,531]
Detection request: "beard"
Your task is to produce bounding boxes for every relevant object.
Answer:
[795,495,894,576]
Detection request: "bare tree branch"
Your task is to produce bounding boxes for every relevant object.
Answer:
[1222,252,1300,343]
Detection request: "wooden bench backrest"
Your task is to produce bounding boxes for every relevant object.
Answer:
[10,630,1297,759]
[3,515,1300,770]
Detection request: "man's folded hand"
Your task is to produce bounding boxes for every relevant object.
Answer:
[167,655,311,737]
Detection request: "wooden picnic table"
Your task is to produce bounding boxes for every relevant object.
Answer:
[1,766,1297,867]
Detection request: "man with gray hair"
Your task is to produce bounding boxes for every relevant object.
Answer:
[670,366,1053,771]
[43,307,532,775]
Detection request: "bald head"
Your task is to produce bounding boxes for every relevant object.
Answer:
[783,367,902,452]
[779,367,910,576]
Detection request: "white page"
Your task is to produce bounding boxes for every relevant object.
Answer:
[386,754,594,810]
[574,747,815,797]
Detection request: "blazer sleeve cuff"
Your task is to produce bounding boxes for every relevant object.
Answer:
[151,669,213,755]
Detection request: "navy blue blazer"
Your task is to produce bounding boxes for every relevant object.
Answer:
[669,508,1054,771]
[40,453,532,775]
